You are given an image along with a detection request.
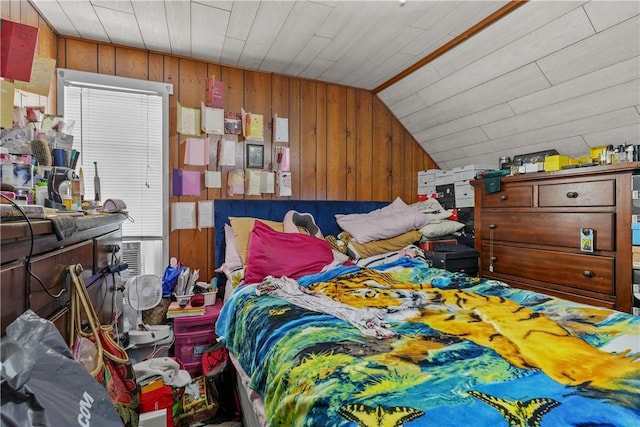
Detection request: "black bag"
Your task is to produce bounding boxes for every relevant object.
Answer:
[1,310,123,427]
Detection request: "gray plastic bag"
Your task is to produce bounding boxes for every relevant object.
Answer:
[1,310,123,427]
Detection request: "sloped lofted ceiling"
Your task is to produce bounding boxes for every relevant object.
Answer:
[31,0,640,169]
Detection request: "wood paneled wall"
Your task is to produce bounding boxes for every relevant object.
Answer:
[6,0,436,280]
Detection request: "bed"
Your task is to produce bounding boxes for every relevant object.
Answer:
[213,200,640,427]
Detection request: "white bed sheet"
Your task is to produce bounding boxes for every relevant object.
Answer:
[229,352,267,427]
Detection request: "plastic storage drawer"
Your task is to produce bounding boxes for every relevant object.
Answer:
[173,300,222,335]
[175,329,216,366]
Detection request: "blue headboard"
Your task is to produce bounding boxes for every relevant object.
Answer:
[213,199,388,281]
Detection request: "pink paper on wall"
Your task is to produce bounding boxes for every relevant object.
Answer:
[0,20,39,81]
[184,137,210,166]
[205,77,224,108]
[172,168,201,196]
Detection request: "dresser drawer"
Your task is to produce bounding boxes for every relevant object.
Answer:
[482,212,614,250]
[29,241,94,320]
[480,185,532,208]
[481,244,613,295]
[538,179,615,207]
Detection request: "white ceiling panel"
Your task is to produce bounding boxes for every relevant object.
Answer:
[93,4,145,49]
[27,0,639,169]
[482,80,640,140]
[133,2,172,52]
[284,35,331,77]
[583,0,640,32]
[190,2,229,62]
[165,1,192,56]
[414,104,515,143]
[536,15,640,85]
[430,1,584,84]
[29,1,78,38]
[410,63,550,133]
[237,1,294,70]
[510,57,640,114]
[226,1,259,41]
[59,1,108,42]
[259,1,333,74]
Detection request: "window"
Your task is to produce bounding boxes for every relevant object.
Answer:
[57,69,172,275]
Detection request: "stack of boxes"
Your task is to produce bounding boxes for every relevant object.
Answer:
[632,176,640,315]
[417,164,494,274]
[418,165,493,209]
[417,165,494,233]
[173,299,223,376]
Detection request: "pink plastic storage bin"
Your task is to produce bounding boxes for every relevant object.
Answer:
[183,360,202,377]
[175,329,216,366]
[173,300,222,335]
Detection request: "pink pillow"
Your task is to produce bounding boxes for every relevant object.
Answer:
[335,197,429,244]
[244,221,334,284]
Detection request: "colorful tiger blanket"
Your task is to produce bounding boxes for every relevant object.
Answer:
[216,258,640,427]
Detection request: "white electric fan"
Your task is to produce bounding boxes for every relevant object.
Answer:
[124,274,171,346]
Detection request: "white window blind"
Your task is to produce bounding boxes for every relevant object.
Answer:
[63,85,163,238]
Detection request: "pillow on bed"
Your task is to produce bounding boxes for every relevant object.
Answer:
[419,220,465,238]
[346,230,423,259]
[244,221,334,284]
[335,197,429,244]
[224,224,243,270]
[215,263,245,288]
[229,217,284,264]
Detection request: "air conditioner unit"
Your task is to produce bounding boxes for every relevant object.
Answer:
[122,241,141,277]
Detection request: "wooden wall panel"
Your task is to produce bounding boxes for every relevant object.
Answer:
[372,96,392,201]
[356,90,373,201]
[98,45,115,75]
[65,39,98,73]
[300,80,317,200]
[404,129,415,200]
[115,48,148,80]
[391,119,405,201]
[326,84,347,200]
[345,87,357,200]
[289,79,301,199]
[315,83,327,200]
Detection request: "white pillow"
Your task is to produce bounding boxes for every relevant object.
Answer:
[419,220,465,238]
[336,197,429,244]
[412,198,454,223]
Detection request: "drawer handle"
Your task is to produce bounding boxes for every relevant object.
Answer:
[489,224,496,229]
[566,191,579,199]
[490,256,497,262]
[583,270,594,278]
[500,195,508,201]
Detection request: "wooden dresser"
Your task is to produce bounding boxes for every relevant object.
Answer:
[471,163,639,313]
[1,213,126,340]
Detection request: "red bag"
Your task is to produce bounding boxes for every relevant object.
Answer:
[69,264,140,427]
[140,385,175,427]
